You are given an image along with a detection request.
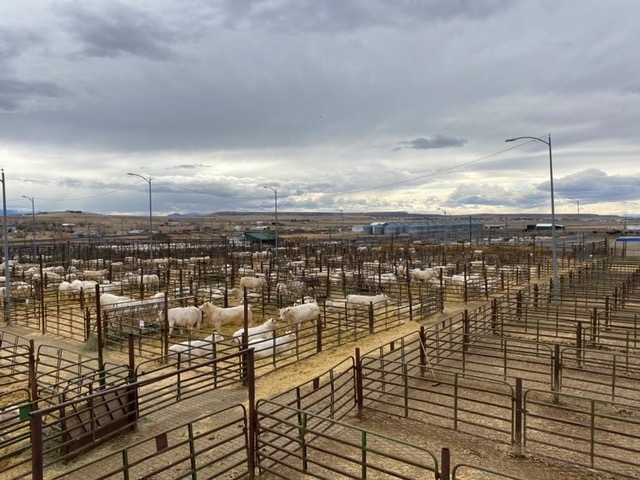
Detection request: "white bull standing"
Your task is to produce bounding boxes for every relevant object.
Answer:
[199,302,253,332]
[159,306,203,336]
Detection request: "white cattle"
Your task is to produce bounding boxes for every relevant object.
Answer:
[204,333,224,343]
[248,333,296,360]
[99,293,134,309]
[143,274,160,287]
[82,269,109,282]
[237,267,255,277]
[232,318,278,344]
[346,293,389,312]
[88,259,107,269]
[168,337,221,359]
[160,306,203,336]
[252,250,271,261]
[78,280,99,296]
[450,274,484,295]
[279,302,320,327]
[227,287,243,299]
[239,276,266,291]
[34,271,63,283]
[58,281,75,299]
[293,295,316,306]
[44,265,65,275]
[71,259,85,268]
[125,272,160,287]
[411,268,438,283]
[378,273,398,283]
[10,282,31,297]
[199,302,253,332]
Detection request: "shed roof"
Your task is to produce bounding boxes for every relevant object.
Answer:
[244,231,276,241]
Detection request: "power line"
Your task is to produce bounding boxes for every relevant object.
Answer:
[318,138,538,197]
[25,138,540,204]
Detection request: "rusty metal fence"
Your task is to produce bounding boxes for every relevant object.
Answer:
[24,348,253,480]
[356,320,640,478]
[49,404,251,480]
[256,401,441,480]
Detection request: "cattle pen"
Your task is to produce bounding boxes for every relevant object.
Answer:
[2,234,640,478]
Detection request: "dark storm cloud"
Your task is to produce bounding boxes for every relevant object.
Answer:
[0,26,64,111]
[0,78,67,111]
[2,0,640,216]
[55,2,179,59]
[398,135,468,150]
[0,27,42,62]
[445,169,640,211]
[555,169,640,203]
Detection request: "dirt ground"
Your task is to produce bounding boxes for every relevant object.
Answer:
[4,296,627,479]
[3,212,638,478]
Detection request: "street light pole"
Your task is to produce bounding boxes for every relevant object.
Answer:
[127,173,153,262]
[22,195,36,259]
[263,186,278,261]
[506,134,558,298]
[1,169,11,325]
[438,208,447,262]
[573,198,580,215]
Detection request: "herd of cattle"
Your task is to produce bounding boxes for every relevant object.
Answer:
[0,244,534,366]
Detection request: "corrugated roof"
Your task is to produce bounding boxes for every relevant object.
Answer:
[244,231,276,241]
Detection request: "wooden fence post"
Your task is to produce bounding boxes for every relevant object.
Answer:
[316,312,323,354]
[440,447,450,480]
[163,294,169,362]
[30,410,44,480]
[553,344,561,404]
[514,378,523,456]
[28,339,38,406]
[576,322,583,368]
[419,326,426,377]
[491,298,498,335]
[247,348,256,479]
[95,283,104,371]
[242,288,250,386]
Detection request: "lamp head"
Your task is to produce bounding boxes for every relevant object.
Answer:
[505,138,517,143]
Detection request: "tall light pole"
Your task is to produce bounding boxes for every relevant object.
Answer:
[572,198,580,215]
[1,169,11,325]
[127,173,153,262]
[22,195,36,259]
[438,208,447,261]
[506,134,558,298]
[339,208,344,233]
[263,186,278,261]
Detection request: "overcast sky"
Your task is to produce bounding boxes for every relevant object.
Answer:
[2,0,640,219]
